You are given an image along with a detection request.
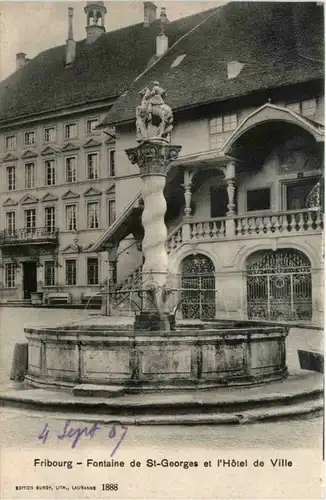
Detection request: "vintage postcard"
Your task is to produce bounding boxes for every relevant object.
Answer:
[0,1,324,499]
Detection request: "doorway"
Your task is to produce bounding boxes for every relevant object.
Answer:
[23,261,37,299]
[210,185,229,218]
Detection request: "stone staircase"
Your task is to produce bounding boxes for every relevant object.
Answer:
[109,264,143,316]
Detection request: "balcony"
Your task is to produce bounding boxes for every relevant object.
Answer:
[167,208,323,253]
[0,227,59,246]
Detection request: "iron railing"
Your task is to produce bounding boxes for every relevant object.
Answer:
[0,227,59,245]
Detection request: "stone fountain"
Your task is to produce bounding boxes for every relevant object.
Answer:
[24,82,289,395]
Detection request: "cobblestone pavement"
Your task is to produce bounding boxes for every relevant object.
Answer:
[0,406,323,450]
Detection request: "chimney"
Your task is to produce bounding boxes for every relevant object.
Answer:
[66,8,76,66]
[16,52,28,70]
[144,2,157,27]
[156,8,168,57]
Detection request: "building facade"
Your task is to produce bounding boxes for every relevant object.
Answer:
[93,2,324,324]
[0,1,209,304]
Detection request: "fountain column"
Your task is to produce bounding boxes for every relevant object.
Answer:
[126,140,181,329]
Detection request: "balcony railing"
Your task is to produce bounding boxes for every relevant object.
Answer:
[167,208,323,254]
[0,227,59,246]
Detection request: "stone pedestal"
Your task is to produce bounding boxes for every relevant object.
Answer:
[126,139,181,330]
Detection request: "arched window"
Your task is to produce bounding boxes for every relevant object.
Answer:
[181,254,215,320]
[246,248,312,320]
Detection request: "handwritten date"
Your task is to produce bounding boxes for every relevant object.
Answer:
[38,420,128,456]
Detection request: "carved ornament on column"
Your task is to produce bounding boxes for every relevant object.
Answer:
[126,140,181,176]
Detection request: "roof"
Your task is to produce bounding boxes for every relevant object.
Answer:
[0,7,217,125]
[102,1,324,126]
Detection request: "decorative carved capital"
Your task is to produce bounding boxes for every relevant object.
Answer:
[126,140,182,176]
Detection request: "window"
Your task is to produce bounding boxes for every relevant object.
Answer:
[6,166,15,191]
[44,261,55,286]
[5,136,16,150]
[223,114,238,132]
[87,202,100,229]
[24,131,36,146]
[108,149,115,177]
[209,114,237,149]
[45,159,56,186]
[86,118,99,135]
[87,258,99,285]
[301,99,317,117]
[25,162,35,188]
[108,200,116,226]
[66,204,77,231]
[5,263,15,288]
[247,188,271,212]
[286,102,301,114]
[286,99,317,117]
[65,156,76,183]
[65,259,77,285]
[6,212,16,235]
[87,153,99,180]
[64,123,77,139]
[24,209,36,230]
[44,127,56,143]
[45,206,56,233]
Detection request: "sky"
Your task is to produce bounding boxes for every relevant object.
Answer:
[0,1,224,81]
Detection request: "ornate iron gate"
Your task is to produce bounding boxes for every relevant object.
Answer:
[246,249,312,321]
[181,254,216,319]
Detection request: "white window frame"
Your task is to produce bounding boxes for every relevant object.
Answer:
[65,156,77,183]
[108,199,116,226]
[6,165,16,191]
[24,208,36,230]
[5,135,17,150]
[5,263,16,288]
[87,201,100,229]
[209,114,237,149]
[286,99,317,117]
[86,118,99,135]
[44,261,55,287]
[44,126,56,143]
[64,122,77,140]
[45,206,56,233]
[285,102,301,114]
[65,204,77,231]
[24,130,36,146]
[87,152,99,180]
[5,211,16,235]
[25,162,35,188]
[45,159,56,186]
[301,99,317,118]
[108,148,115,177]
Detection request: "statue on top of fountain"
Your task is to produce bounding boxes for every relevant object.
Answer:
[136,81,174,143]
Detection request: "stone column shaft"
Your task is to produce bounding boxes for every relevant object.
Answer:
[225,161,236,216]
[126,140,181,321]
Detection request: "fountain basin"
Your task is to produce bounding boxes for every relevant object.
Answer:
[24,321,289,392]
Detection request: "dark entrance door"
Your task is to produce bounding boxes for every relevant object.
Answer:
[23,261,37,299]
[210,185,229,218]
